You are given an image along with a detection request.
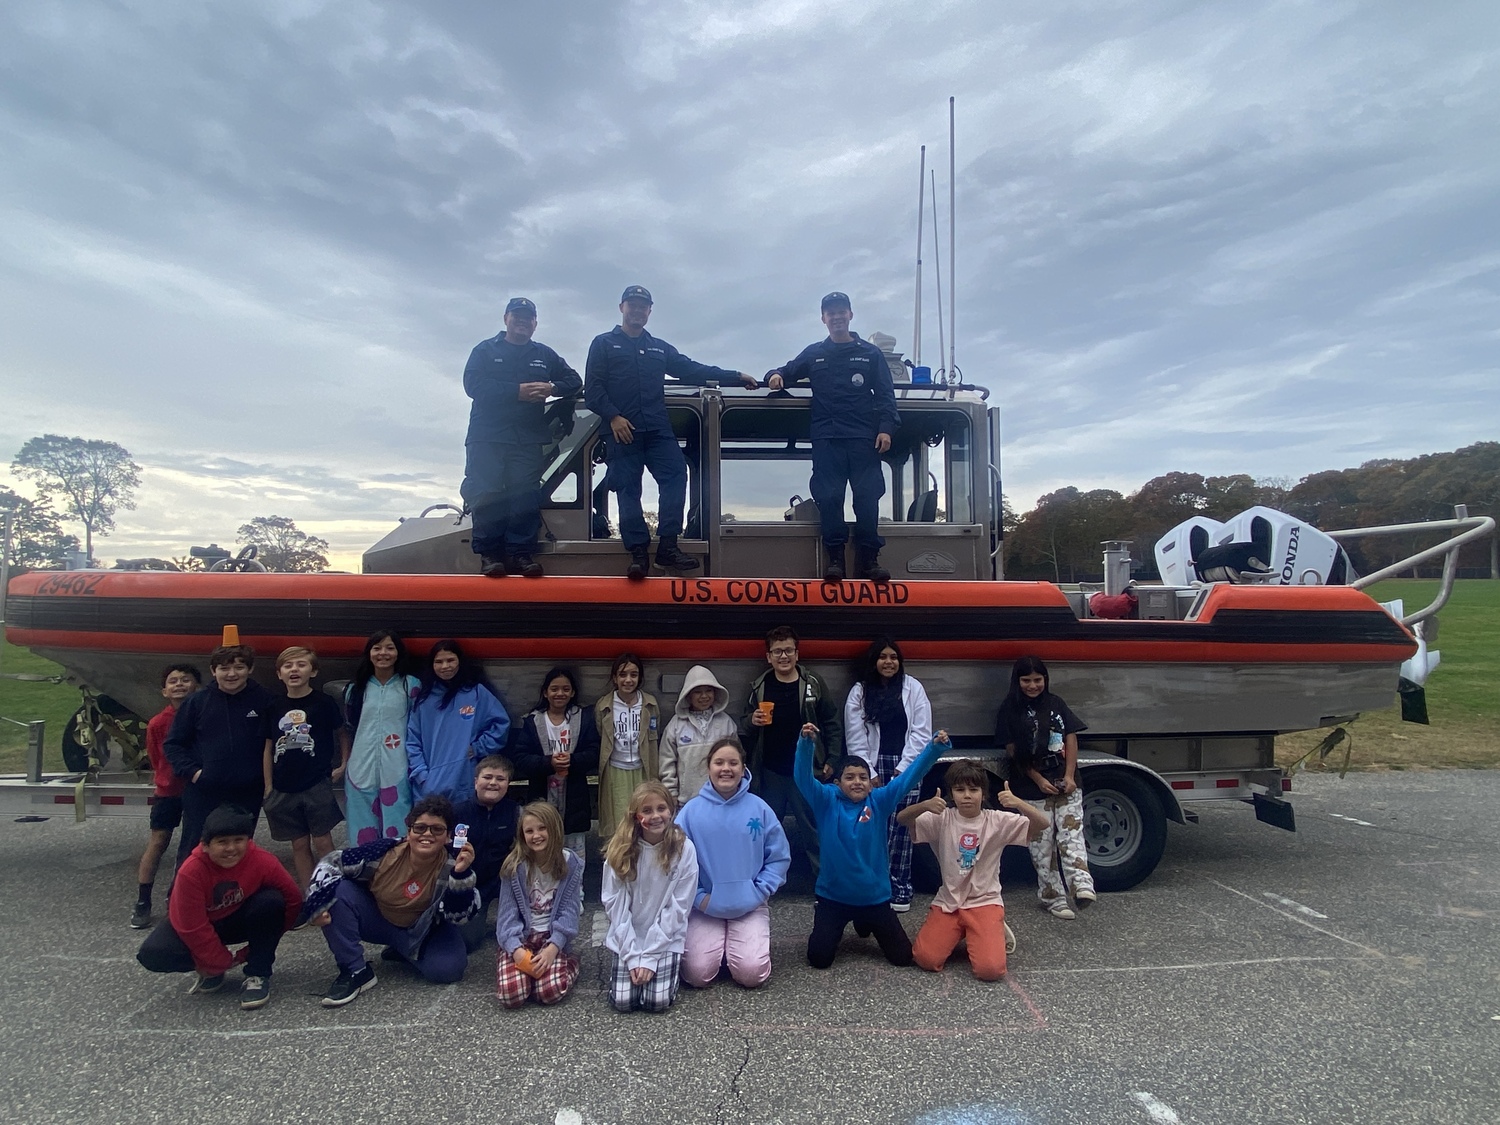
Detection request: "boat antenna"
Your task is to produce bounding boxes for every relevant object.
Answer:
[913,145,926,366]
[930,167,945,382]
[948,95,957,383]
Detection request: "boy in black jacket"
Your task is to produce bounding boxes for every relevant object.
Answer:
[453,754,521,951]
[166,644,275,870]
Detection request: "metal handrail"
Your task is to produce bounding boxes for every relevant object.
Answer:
[1332,511,1495,625]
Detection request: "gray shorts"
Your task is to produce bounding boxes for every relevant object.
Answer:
[263,778,344,841]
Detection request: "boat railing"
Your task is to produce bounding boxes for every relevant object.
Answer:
[1334,505,1496,626]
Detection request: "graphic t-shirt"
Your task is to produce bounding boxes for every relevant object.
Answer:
[998,695,1087,800]
[611,695,642,769]
[760,676,802,775]
[370,842,445,928]
[263,691,345,794]
[528,868,560,934]
[912,808,1031,912]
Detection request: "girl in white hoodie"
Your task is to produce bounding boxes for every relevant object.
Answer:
[844,635,933,912]
[601,781,698,1013]
[659,665,738,805]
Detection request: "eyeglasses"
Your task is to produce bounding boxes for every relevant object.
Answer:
[769,648,797,657]
[407,824,449,837]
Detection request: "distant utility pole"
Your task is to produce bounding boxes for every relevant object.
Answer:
[0,508,12,676]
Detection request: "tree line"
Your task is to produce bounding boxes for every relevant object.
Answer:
[1003,442,1499,582]
[2,435,329,574]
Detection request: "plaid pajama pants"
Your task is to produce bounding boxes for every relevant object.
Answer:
[495,932,580,1008]
[608,953,682,1013]
[878,746,918,905]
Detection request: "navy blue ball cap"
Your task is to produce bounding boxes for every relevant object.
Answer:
[821,291,852,311]
[621,285,653,305]
[505,297,537,316]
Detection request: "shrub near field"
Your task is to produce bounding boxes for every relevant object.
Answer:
[1,580,1496,774]
[1276,579,1500,771]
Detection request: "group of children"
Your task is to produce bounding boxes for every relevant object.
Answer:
[132,627,1100,1013]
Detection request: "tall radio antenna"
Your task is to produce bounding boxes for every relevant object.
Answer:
[912,145,926,366]
[931,167,944,380]
[948,96,957,380]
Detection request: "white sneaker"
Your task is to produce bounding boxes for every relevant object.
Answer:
[891,900,911,914]
[1047,903,1076,920]
[1004,922,1017,953]
[1074,890,1097,910]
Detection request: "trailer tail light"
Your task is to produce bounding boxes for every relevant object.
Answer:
[1215,778,1239,788]
[1282,778,1292,792]
[1170,780,1193,790]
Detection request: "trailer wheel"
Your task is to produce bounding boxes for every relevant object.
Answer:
[1081,768,1167,892]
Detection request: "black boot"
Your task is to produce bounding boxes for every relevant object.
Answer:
[508,553,544,579]
[823,554,846,583]
[857,553,890,584]
[654,540,700,572]
[480,554,507,578]
[626,547,651,581]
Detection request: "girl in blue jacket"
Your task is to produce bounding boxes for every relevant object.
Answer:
[675,737,790,988]
[406,640,510,803]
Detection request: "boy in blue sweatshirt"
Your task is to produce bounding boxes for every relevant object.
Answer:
[794,721,945,969]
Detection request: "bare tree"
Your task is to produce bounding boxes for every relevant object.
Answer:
[236,515,331,572]
[11,435,141,564]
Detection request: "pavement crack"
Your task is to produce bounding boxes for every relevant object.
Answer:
[715,1030,751,1123]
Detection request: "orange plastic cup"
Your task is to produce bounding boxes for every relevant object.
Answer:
[758,701,775,722]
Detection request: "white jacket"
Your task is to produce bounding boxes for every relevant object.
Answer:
[844,674,933,778]
[659,665,738,803]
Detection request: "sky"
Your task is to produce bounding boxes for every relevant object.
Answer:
[1,0,1496,569]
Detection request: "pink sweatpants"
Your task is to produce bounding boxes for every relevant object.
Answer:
[682,903,772,988]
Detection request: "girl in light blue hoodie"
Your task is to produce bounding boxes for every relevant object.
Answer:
[675,737,791,988]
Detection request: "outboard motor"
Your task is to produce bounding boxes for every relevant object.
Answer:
[1157,508,1353,586]
[1153,517,1226,586]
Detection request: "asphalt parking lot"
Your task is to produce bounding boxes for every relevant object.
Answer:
[1,769,1495,1125]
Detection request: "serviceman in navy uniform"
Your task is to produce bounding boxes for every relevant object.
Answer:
[767,292,900,584]
[461,296,582,578]
[585,285,759,580]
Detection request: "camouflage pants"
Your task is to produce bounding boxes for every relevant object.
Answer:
[1027,790,1095,907]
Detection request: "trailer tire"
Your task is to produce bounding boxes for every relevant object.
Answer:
[1080,768,1167,892]
[61,709,91,772]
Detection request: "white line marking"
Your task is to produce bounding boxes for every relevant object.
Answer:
[1022,955,1353,975]
[555,1110,584,1125]
[590,909,607,948]
[1329,813,1375,827]
[1130,1091,1183,1123]
[1209,879,1382,956]
[1261,892,1328,919]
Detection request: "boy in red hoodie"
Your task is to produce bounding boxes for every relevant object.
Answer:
[135,805,302,1010]
[130,663,202,930]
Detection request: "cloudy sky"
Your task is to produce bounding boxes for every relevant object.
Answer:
[2,0,1496,569]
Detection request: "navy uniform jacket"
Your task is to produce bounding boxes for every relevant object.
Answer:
[773,333,900,441]
[463,335,582,445]
[584,326,736,434]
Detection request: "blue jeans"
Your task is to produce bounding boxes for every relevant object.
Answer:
[810,438,885,555]
[604,429,687,550]
[321,880,468,983]
[461,441,545,557]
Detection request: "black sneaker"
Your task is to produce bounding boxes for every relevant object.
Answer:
[129,902,151,929]
[379,945,407,963]
[239,975,271,1010]
[189,973,225,994]
[857,555,891,584]
[823,558,846,583]
[321,962,377,1008]
[654,543,699,572]
[626,548,650,581]
[508,553,544,579]
[480,554,508,578]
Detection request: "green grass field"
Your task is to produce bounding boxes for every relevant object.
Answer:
[0,640,78,772]
[2,579,1496,773]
